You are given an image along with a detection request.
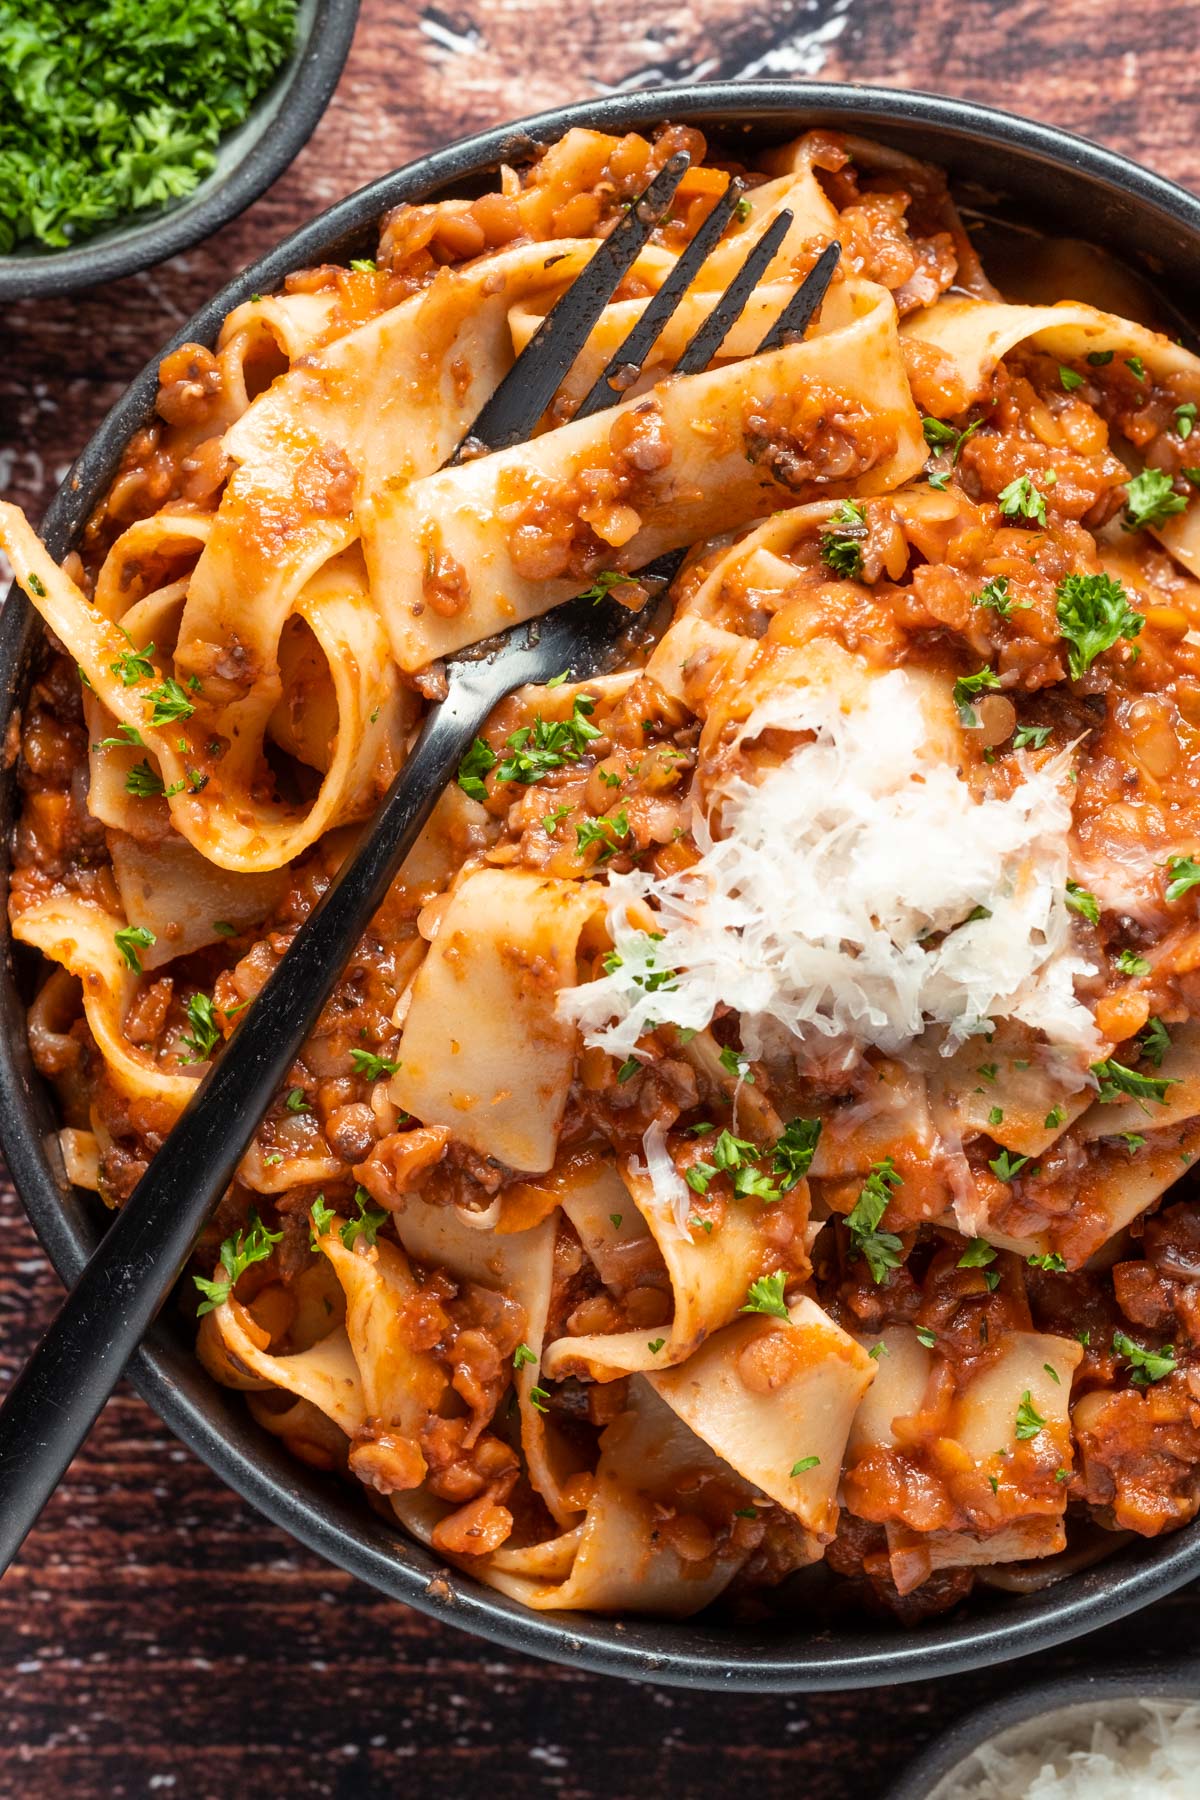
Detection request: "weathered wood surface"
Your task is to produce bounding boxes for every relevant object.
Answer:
[3,2,1200,1794]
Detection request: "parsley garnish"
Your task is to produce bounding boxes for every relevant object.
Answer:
[1045,1105,1065,1130]
[350,1048,398,1080]
[125,758,165,798]
[616,1057,640,1084]
[922,415,983,463]
[350,257,376,273]
[542,804,571,836]
[1055,572,1144,678]
[740,1271,790,1319]
[1065,880,1100,925]
[1014,1391,1046,1440]
[179,992,221,1062]
[1112,1330,1176,1385]
[579,570,632,604]
[1091,1058,1178,1107]
[113,923,155,973]
[958,1237,996,1270]
[341,1186,387,1251]
[575,810,630,860]
[497,696,600,784]
[283,1086,310,1114]
[989,1149,1029,1182]
[772,1118,821,1190]
[734,197,752,222]
[819,500,867,580]
[110,640,156,686]
[1138,1016,1171,1068]
[789,1455,820,1476]
[953,665,1002,727]
[1087,349,1114,366]
[309,1196,335,1243]
[845,1158,904,1283]
[513,1343,538,1370]
[145,677,195,725]
[1027,1251,1067,1272]
[998,476,1048,526]
[1166,855,1200,903]
[212,920,237,937]
[915,1325,937,1349]
[1124,468,1188,531]
[1119,1132,1147,1154]
[1013,723,1052,750]
[529,1385,550,1413]
[0,2,299,253]
[457,737,497,802]
[1126,356,1147,382]
[94,723,144,750]
[972,576,1013,618]
[1175,402,1197,441]
[718,1045,754,1083]
[1058,366,1084,392]
[1117,949,1151,976]
[647,1337,665,1354]
[193,1211,282,1315]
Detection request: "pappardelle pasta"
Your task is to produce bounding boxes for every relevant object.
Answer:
[7,122,1200,1623]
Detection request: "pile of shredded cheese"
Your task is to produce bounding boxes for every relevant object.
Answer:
[560,666,1101,1072]
[946,1700,1200,1800]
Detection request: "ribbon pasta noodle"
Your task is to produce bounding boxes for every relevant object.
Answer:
[7,121,1200,1623]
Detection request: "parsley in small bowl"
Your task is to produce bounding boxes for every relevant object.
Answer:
[0,0,360,298]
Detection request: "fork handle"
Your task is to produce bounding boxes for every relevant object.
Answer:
[0,667,498,1574]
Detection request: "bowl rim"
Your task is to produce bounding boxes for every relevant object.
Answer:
[884,1664,1200,1799]
[0,0,361,302]
[6,78,1200,1692]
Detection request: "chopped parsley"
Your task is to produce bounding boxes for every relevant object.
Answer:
[789,1455,820,1476]
[998,475,1048,526]
[350,1048,399,1081]
[922,415,984,465]
[145,677,195,725]
[616,1057,641,1084]
[988,1149,1029,1182]
[579,570,632,604]
[528,1385,550,1413]
[1126,356,1147,382]
[1055,571,1144,678]
[988,1106,1004,1127]
[1116,949,1152,977]
[350,257,376,273]
[772,1118,822,1190]
[125,758,165,798]
[179,992,221,1062]
[1091,1058,1178,1107]
[212,920,237,937]
[193,1211,283,1315]
[309,1196,335,1242]
[1045,1105,1065,1130]
[953,665,1003,728]
[513,1343,538,1370]
[498,696,600,783]
[1124,467,1188,532]
[575,810,630,860]
[1166,855,1200,903]
[1087,349,1114,366]
[1027,1251,1067,1272]
[1175,402,1197,441]
[1119,1132,1147,1155]
[283,1086,310,1114]
[845,1158,904,1283]
[113,923,155,973]
[110,640,156,686]
[1014,1391,1046,1440]
[958,1237,997,1270]
[0,1,299,253]
[819,500,867,580]
[972,576,1013,618]
[1065,880,1100,925]
[1058,365,1085,392]
[341,1186,387,1251]
[915,1325,937,1349]
[1138,1017,1171,1068]
[542,804,571,836]
[740,1271,790,1319]
[719,1045,755,1083]
[457,737,497,802]
[94,722,144,750]
[1013,723,1052,750]
[647,1337,666,1354]
[1112,1330,1176,1385]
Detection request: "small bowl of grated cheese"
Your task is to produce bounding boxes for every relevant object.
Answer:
[888,1672,1200,1800]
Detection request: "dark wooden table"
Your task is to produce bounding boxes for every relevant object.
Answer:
[3,4,1200,1794]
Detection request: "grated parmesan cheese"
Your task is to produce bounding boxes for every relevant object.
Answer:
[945,1699,1200,1800]
[560,665,1101,1074]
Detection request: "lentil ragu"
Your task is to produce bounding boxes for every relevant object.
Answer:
[5,121,1200,1622]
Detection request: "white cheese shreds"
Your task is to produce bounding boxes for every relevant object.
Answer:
[560,666,1101,1075]
[632,1117,693,1236]
[945,1699,1200,1800]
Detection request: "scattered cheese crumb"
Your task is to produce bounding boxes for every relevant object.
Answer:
[947,1700,1200,1800]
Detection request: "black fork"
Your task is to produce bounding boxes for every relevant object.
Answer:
[0,157,841,1573]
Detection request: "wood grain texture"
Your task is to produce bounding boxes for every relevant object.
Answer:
[3,2,1200,1794]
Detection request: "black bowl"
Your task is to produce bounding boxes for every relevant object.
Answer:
[886,1665,1200,1799]
[0,0,361,301]
[5,82,1200,1692]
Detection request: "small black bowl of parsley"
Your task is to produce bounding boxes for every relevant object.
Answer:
[0,0,360,299]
